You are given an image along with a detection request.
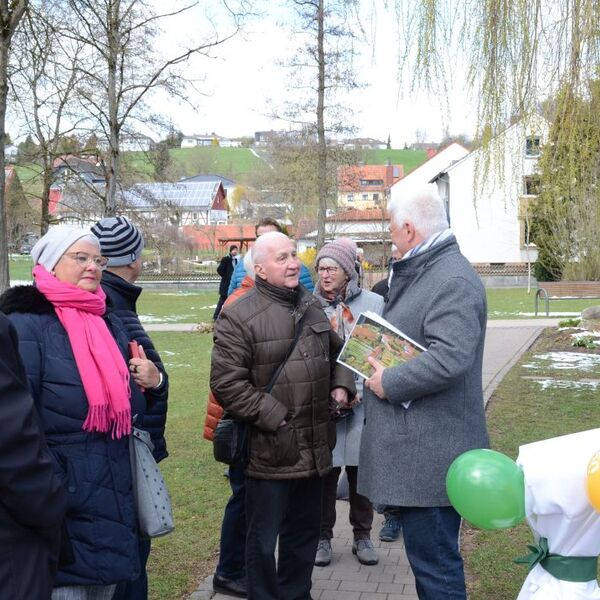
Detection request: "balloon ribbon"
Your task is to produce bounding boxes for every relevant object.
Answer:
[515,537,598,583]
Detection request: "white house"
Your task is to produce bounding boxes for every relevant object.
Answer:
[429,115,548,267]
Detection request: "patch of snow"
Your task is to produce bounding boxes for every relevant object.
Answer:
[522,352,600,371]
[523,376,600,391]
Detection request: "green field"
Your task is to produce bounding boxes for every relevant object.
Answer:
[361,148,428,174]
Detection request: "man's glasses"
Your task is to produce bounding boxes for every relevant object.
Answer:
[317,266,339,275]
[64,252,109,270]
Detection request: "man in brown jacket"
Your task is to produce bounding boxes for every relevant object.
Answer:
[210,231,355,600]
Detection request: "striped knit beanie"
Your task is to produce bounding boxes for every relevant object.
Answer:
[91,216,144,267]
[316,238,358,280]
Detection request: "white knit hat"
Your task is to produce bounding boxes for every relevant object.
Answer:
[31,227,98,271]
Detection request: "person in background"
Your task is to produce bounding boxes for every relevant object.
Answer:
[203,251,255,598]
[0,227,156,600]
[91,216,169,600]
[228,217,314,296]
[0,312,67,600]
[313,238,384,568]
[211,231,355,600]
[214,244,239,320]
[371,244,401,303]
[355,247,365,287]
[360,186,489,599]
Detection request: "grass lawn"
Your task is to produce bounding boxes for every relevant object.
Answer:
[137,291,218,324]
[464,327,600,598]
[145,331,228,600]
[9,255,34,281]
[486,286,600,319]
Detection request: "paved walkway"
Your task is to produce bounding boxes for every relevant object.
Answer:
[186,319,557,600]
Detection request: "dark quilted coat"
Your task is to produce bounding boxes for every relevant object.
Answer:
[100,270,169,462]
[0,285,145,587]
[210,277,356,480]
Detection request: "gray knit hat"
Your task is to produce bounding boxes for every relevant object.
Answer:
[316,238,358,280]
[91,216,144,266]
[31,227,98,271]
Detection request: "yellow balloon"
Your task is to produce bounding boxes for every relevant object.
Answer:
[586,449,600,512]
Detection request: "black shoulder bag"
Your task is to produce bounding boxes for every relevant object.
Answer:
[213,311,308,466]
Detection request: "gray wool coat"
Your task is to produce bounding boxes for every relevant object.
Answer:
[314,281,384,467]
[358,236,490,507]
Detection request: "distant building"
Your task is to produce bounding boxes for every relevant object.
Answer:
[337,162,403,209]
[341,138,388,150]
[5,144,18,163]
[97,133,155,152]
[180,134,241,148]
[122,180,229,226]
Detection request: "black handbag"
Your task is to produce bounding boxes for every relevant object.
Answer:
[213,312,307,466]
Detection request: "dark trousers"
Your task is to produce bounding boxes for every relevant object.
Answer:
[213,293,228,320]
[387,505,466,600]
[112,536,151,600]
[216,464,247,580]
[246,476,322,600]
[320,466,373,540]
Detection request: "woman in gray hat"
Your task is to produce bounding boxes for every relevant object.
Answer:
[313,238,384,567]
[0,226,159,600]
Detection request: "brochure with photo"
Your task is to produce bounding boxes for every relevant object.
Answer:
[336,311,426,380]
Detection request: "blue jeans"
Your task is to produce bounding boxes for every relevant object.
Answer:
[388,506,466,599]
[246,476,322,600]
[216,464,247,580]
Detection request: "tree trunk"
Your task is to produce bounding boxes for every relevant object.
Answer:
[105,0,120,216]
[316,0,327,249]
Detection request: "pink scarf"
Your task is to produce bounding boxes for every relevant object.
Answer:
[33,265,131,439]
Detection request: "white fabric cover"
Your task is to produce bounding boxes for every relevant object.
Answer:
[516,428,600,599]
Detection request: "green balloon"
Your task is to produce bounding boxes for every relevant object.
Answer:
[446,449,525,530]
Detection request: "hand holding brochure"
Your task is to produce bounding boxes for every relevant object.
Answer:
[336,311,426,380]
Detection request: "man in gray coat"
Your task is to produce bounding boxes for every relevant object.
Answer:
[360,185,489,599]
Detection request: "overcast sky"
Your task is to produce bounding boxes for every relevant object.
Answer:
[151,1,477,147]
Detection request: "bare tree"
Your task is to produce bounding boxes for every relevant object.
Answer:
[10,0,84,235]
[275,0,360,247]
[0,0,27,292]
[64,0,239,215]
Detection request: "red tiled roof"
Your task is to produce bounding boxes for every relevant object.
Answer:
[327,208,389,222]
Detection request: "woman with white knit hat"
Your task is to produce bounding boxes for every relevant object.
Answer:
[313,238,384,568]
[0,226,157,599]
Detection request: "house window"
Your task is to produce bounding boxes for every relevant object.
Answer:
[362,193,368,201]
[525,136,541,157]
[359,179,384,186]
[347,193,354,202]
[373,193,379,204]
[523,176,540,196]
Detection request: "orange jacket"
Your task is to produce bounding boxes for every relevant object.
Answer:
[203,275,255,441]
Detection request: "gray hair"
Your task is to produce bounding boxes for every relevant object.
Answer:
[243,249,255,280]
[389,185,448,238]
[252,231,291,265]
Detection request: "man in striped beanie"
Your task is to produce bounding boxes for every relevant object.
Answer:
[91,215,168,600]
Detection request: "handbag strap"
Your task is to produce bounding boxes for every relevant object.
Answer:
[266,309,308,393]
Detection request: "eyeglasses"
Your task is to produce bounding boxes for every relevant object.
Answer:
[64,252,108,270]
[317,266,339,275]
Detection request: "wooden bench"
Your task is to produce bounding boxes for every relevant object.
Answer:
[535,281,600,316]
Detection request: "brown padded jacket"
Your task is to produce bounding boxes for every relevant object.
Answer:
[210,276,356,480]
